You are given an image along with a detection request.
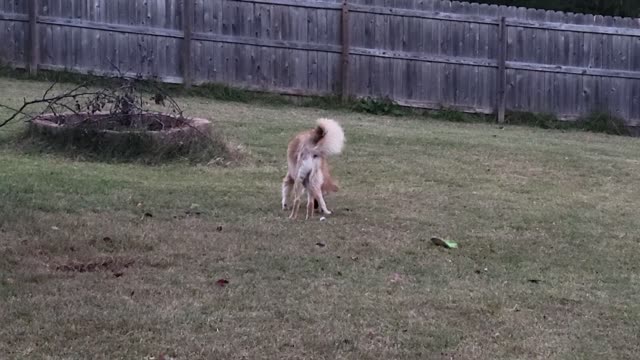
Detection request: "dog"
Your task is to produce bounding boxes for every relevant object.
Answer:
[281,118,345,219]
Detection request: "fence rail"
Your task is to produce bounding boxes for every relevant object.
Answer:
[1,0,640,126]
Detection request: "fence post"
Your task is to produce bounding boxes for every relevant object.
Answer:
[28,0,39,75]
[182,0,194,88]
[496,16,507,123]
[340,0,350,102]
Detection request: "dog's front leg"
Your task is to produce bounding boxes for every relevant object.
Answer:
[289,198,299,219]
[289,196,300,219]
[289,181,304,219]
[306,191,315,220]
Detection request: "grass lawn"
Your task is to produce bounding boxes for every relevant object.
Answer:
[1,77,640,359]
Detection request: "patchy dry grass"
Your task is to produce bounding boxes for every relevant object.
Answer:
[1,77,640,359]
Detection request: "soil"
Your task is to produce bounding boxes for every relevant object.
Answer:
[48,112,188,132]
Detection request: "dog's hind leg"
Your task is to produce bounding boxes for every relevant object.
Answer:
[310,186,331,215]
[282,175,294,210]
[317,196,331,215]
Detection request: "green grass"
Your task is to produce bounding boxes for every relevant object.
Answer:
[1,66,632,137]
[2,77,640,359]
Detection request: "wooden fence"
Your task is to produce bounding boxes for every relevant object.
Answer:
[2,0,640,126]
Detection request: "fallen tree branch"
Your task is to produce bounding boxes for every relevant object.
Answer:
[0,76,185,130]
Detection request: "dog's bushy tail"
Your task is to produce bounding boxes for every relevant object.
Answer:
[314,118,345,156]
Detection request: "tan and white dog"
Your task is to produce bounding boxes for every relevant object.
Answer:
[282,118,345,219]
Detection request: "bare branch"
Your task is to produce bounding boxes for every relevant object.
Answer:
[42,81,58,100]
[0,75,190,140]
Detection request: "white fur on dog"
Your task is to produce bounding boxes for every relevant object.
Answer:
[315,118,345,156]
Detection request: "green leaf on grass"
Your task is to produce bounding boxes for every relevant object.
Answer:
[431,237,458,249]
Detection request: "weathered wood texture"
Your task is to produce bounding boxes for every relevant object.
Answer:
[28,0,39,75]
[1,0,640,125]
[0,1,28,67]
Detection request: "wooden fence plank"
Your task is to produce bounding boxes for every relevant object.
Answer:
[496,16,506,123]
[241,0,341,10]
[182,0,193,87]
[28,0,39,74]
[349,3,500,25]
[2,0,640,125]
[340,0,350,100]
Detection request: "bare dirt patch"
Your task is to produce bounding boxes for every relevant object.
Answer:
[55,257,135,277]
